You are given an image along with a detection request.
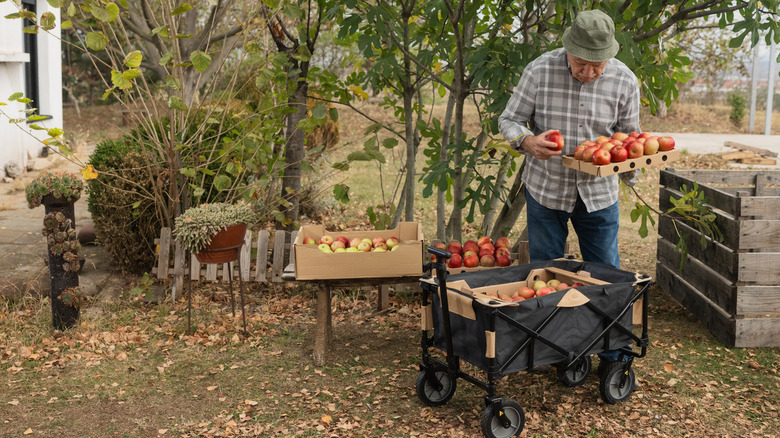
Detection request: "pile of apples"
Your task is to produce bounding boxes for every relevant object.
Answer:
[433,236,512,269]
[303,235,400,253]
[571,132,675,166]
[487,278,586,303]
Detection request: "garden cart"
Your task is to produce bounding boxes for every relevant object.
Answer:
[416,247,653,438]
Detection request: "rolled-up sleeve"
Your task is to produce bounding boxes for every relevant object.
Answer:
[498,72,537,151]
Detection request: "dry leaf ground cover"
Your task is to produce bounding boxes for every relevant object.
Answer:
[2,104,780,437]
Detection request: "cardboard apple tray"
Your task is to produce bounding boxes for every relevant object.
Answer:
[562,149,681,177]
[462,267,608,305]
[293,222,424,280]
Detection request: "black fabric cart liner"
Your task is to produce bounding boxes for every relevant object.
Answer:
[423,259,641,375]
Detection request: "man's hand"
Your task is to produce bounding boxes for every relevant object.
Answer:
[519,129,564,160]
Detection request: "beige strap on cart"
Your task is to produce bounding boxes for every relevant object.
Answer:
[485,330,496,359]
[422,305,433,331]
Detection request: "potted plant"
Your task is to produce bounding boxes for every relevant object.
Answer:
[25,170,84,208]
[173,201,257,264]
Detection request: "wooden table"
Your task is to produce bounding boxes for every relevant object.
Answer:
[284,266,421,365]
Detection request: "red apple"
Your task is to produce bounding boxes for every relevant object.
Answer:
[643,136,660,155]
[303,237,316,245]
[573,144,587,160]
[595,136,610,145]
[386,237,399,249]
[496,255,511,267]
[447,241,463,255]
[477,236,493,247]
[658,136,675,151]
[319,235,334,245]
[372,236,386,248]
[495,247,510,258]
[337,236,349,246]
[612,132,629,141]
[479,248,494,258]
[330,240,346,251]
[495,236,511,249]
[609,146,628,163]
[634,137,646,144]
[463,253,479,268]
[357,241,372,252]
[535,287,553,297]
[518,287,536,299]
[479,254,496,267]
[556,282,570,291]
[447,253,463,268]
[581,145,599,162]
[431,241,447,262]
[629,131,640,138]
[546,131,564,150]
[479,242,496,254]
[373,241,388,251]
[572,282,584,287]
[592,148,611,165]
[627,142,644,159]
[463,240,479,254]
[638,132,652,139]
[349,237,362,248]
[581,140,596,148]
[532,280,547,292]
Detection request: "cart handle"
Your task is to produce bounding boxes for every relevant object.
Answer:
[427,246,452,260]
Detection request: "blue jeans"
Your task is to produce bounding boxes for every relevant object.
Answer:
[525,190,620,269]
[525,190,626,362]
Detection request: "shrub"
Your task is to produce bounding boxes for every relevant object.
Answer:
[727,92,746,129]
[87,138,162,274]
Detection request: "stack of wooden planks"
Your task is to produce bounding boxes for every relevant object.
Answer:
[722,141,777,165]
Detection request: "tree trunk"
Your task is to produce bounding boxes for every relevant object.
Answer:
[437,93,456,241]
[490,159,527,241]
[281,80,308,229]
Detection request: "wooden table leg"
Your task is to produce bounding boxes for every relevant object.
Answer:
[313,282,332,366]
[377,284,390,311]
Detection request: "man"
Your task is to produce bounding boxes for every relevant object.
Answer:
[498,10,639,366]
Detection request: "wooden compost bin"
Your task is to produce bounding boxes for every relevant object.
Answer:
[656,169,780,347]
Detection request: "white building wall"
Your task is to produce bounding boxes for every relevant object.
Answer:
[0,1,63,178]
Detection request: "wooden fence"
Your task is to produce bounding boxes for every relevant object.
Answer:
[153,228,297,295]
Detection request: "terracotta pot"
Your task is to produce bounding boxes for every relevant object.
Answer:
[194,223,247,264]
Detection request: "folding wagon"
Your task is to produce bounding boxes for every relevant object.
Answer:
[416,247,653,438]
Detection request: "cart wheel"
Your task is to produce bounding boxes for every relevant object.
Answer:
[480,399,525,438]
[415,368,456,407]
[599,361,635,404]
[557,355,592,387]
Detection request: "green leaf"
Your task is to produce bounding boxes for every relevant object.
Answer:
[168,96,187,111]
[190,50,211,73]
[40,12,56,30]
[61,20,73,30]
[47,0,63,7]
[86,32,108,51]
[47,128,64,137]
[364,123,382,135]
[152,25,169,38]
[171,2,192,15]
[166,75,182,91]
[124,51,143,68]
[180,167,196,178]
[91,5,110,22]
[67,3,76,17]
[122,69,141,81]
[333,184,350,203]
[8,92,23,101]
[382,138,398,149]
[347,151,371,161]
[328,107,339,122]
[106,2,120,21]
[311,102,326,119]
[159,51,172,67]
[213,175,232,191]
[23,25,38,34]
[111,70,132,89]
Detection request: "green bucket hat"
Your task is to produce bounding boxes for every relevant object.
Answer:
[562,10,619,62]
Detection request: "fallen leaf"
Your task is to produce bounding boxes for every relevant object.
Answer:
[664,363,675,373]
[24,428,32,435]
[207,386,218,391]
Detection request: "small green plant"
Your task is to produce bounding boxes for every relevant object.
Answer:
[727,92,746,129]
[173,202,257,254]
[25,171,84,209]
[129,272,155,302]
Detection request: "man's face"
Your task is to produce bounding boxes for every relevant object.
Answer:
[567,53,607,83]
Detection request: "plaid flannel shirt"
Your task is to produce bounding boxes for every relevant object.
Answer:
[498,48,641,213]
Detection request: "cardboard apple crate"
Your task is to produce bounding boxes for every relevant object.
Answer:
[656,169,780,347]
[562,149,681,177]
[293,222,424,280]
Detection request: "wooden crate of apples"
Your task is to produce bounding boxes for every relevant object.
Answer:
[561,131,680,177]
[430,236,514,273]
